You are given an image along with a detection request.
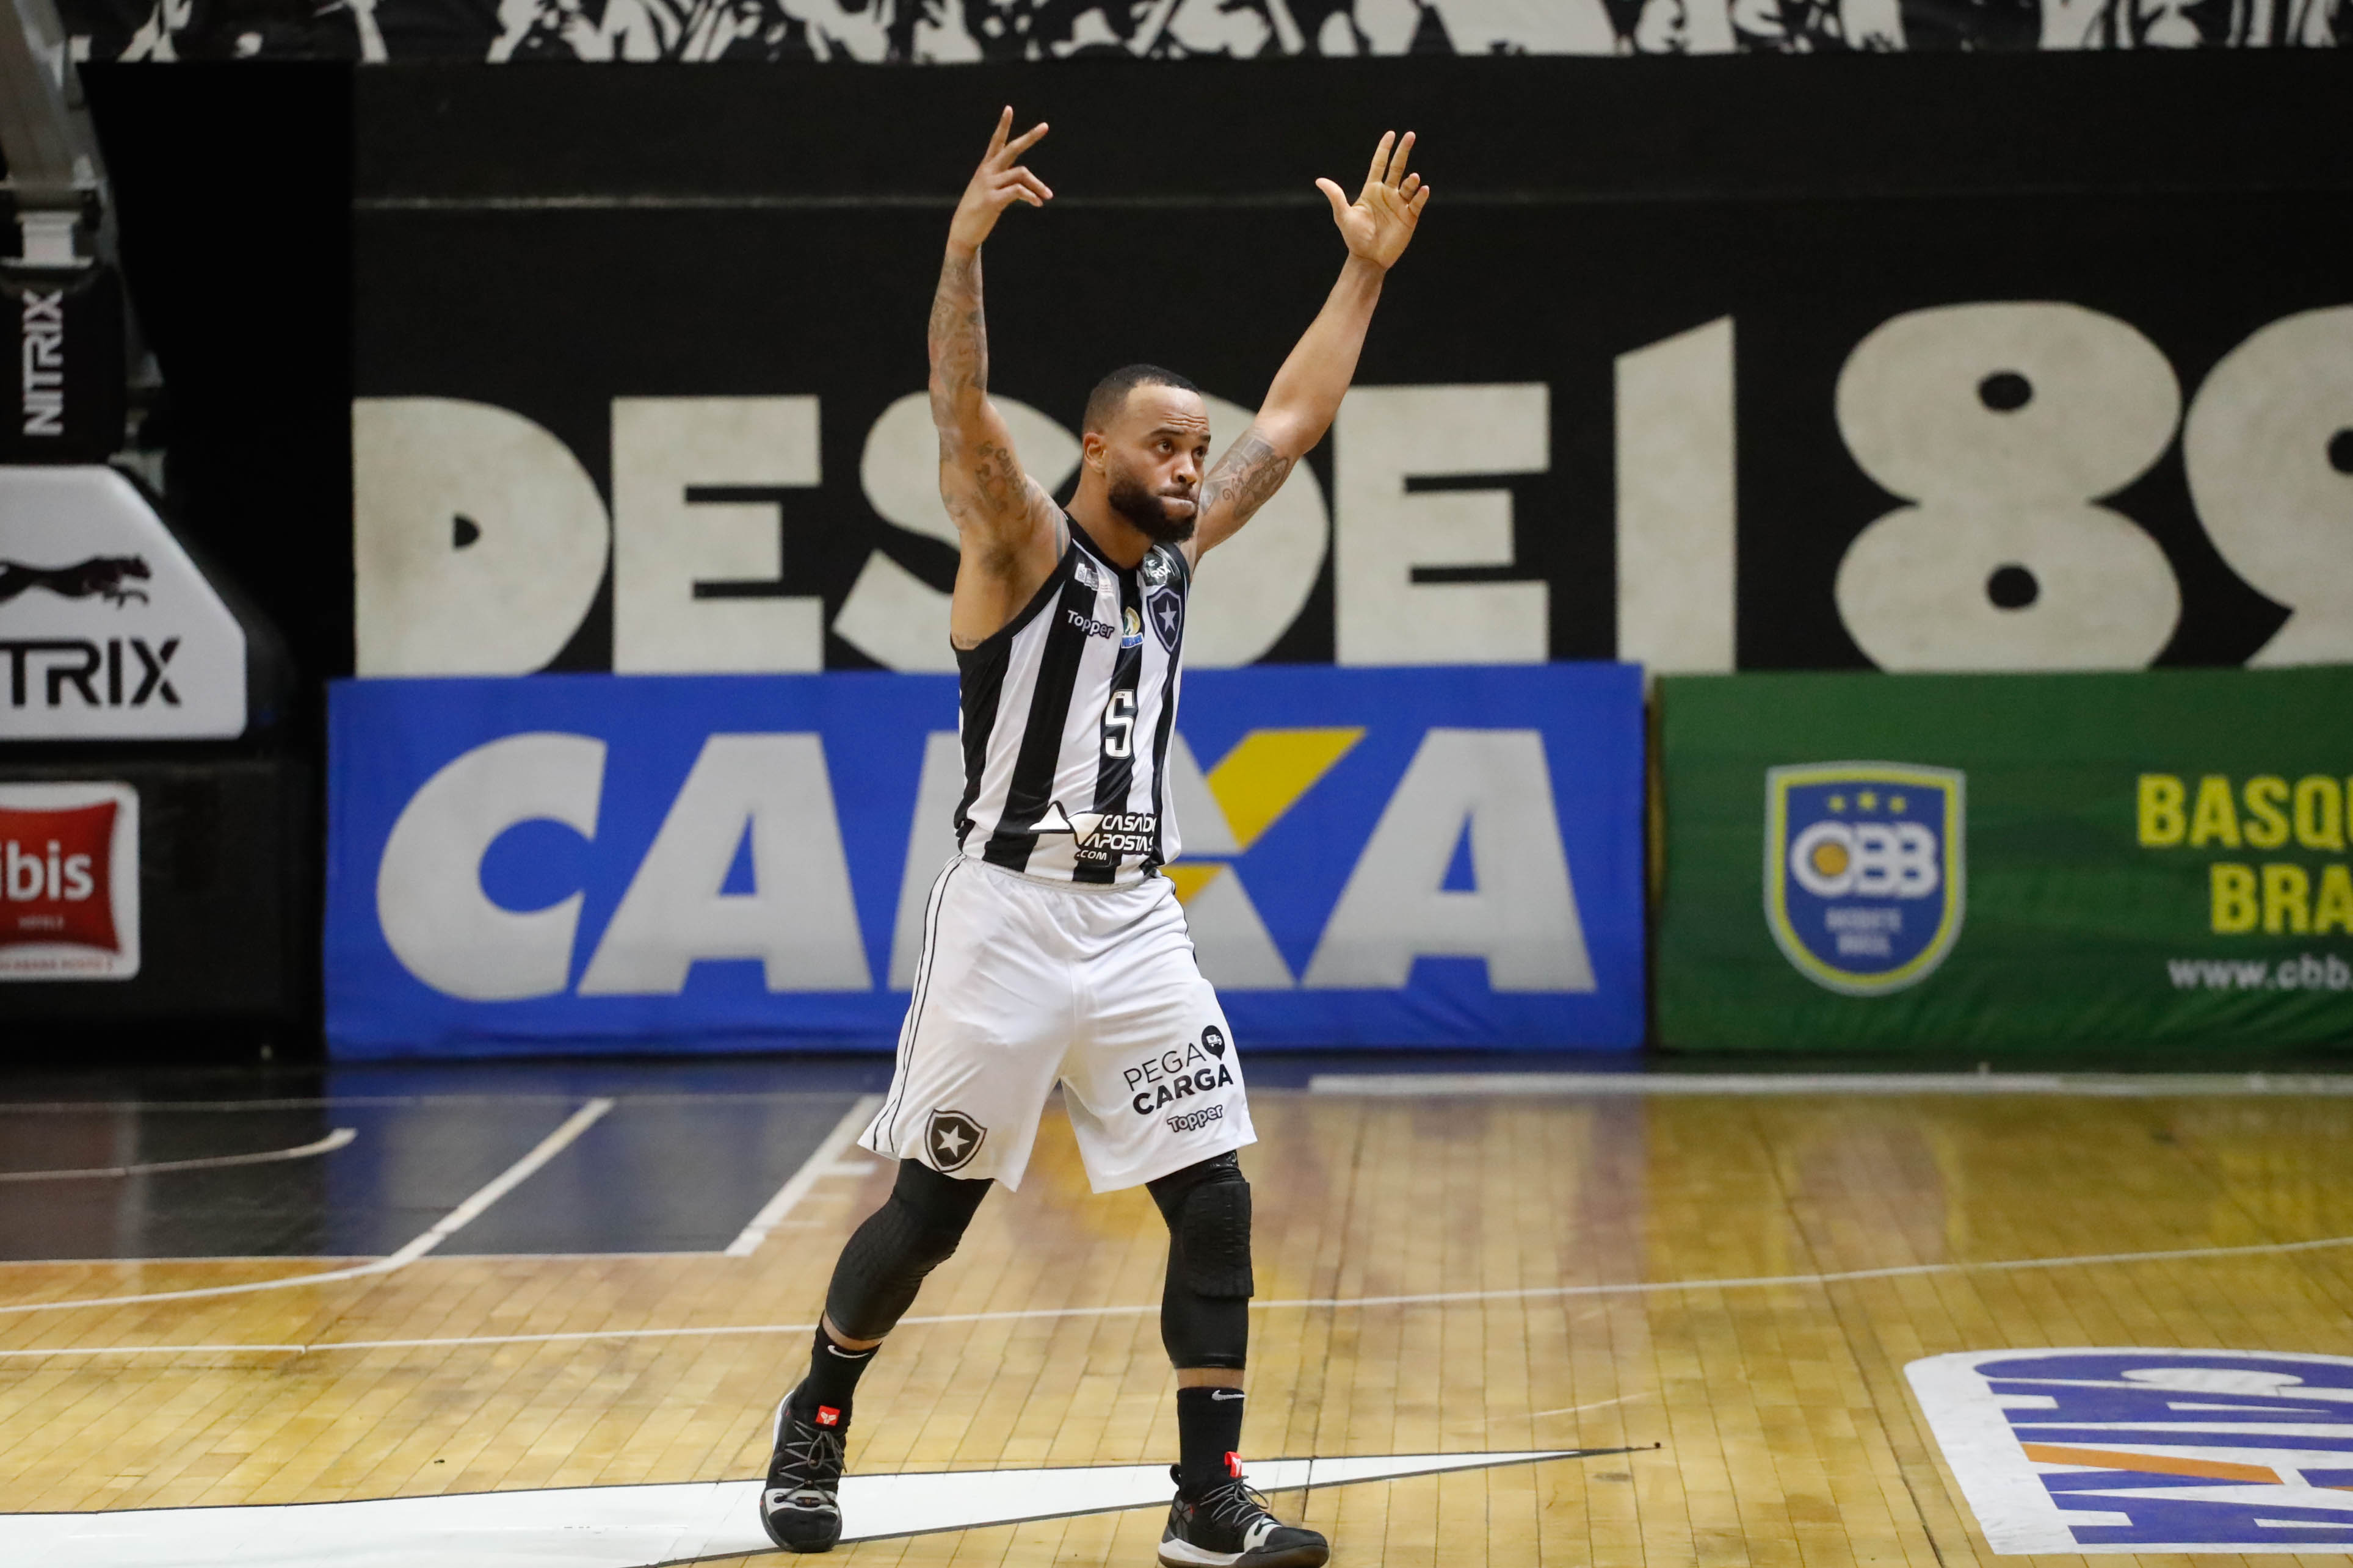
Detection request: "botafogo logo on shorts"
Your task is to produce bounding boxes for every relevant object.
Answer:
[924,1109,986,1172]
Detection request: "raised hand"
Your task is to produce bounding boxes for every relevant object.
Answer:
[948,107,1053,258]
[1315,131,1429,272]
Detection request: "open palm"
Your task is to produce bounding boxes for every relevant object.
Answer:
[1317,131,1430,270]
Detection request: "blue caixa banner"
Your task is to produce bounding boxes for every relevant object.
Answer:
[326,663,1644,1058]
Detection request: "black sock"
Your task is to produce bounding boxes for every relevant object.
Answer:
[1175,1384,1245,1497]
[799,1325,877,1423]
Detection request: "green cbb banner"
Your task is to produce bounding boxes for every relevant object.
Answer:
[1656,667,2353,1052]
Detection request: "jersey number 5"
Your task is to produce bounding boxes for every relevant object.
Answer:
[1103,689,1136,760]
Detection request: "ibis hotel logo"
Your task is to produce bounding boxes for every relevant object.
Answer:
[1909,1348,2353,1553]
[1765,762,1963,995]
[0,780,140,981]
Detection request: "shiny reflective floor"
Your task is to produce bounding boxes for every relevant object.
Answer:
[0,1092,871,1258]
[8,1067,2353,1567]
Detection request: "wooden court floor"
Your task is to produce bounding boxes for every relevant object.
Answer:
[9,1080,2353,1567]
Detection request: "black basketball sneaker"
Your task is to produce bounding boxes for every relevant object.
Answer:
[759,1386,848,1553]
[1158,1467,1330,1568]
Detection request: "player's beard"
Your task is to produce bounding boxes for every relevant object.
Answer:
[1108,468,1197,544]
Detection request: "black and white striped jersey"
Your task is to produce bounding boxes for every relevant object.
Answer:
[952,519,1189,887]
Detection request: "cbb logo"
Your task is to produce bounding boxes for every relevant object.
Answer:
[1765,762,1965,996]
[1787,818,1940,900]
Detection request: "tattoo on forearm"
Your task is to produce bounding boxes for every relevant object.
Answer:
[971,440,1022,516]
[1201,432,1296,530]
[928,250,988,419]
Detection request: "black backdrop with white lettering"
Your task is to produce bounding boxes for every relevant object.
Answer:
[353,55,2351,680]
[49,0,2352,64]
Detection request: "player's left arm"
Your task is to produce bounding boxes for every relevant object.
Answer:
[1189,130,1430,564]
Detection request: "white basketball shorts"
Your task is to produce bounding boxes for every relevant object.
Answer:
[860,855,1255,1193]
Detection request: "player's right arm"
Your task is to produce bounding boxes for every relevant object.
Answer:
[932,109,1060,650]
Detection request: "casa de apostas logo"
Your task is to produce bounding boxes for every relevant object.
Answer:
[1764,761,1964,995]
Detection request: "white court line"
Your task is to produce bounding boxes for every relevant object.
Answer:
[1308,1071,2353,1097]
[723,1095,886,1258]
[14,1074,2348,1113]
[0,1449,1591,1564]
[10,1223,2353,1360]
[0,1098,612,1317]
[380,1097,615,1266]
[0,1127,355,1182]
[1526,1393,1648,1420]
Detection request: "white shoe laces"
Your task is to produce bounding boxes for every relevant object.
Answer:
[1200,1477,1280,1540]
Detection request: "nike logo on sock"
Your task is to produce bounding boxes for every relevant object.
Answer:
[1209,1390,1245,1401]
[825,1345,874,1359]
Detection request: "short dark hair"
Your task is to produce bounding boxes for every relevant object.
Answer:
[1082,363,1200,435]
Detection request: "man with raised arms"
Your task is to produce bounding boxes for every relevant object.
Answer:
[759,109,1429,1568]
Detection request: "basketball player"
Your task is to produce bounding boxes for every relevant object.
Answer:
[759,109,1429,1568]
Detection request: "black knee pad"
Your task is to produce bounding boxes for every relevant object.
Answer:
[824,1159,988,1341]
[1148,1154,1253,1370]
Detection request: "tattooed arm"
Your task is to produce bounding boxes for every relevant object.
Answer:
[1192,130,1431,563]
[934,109,1062,648]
